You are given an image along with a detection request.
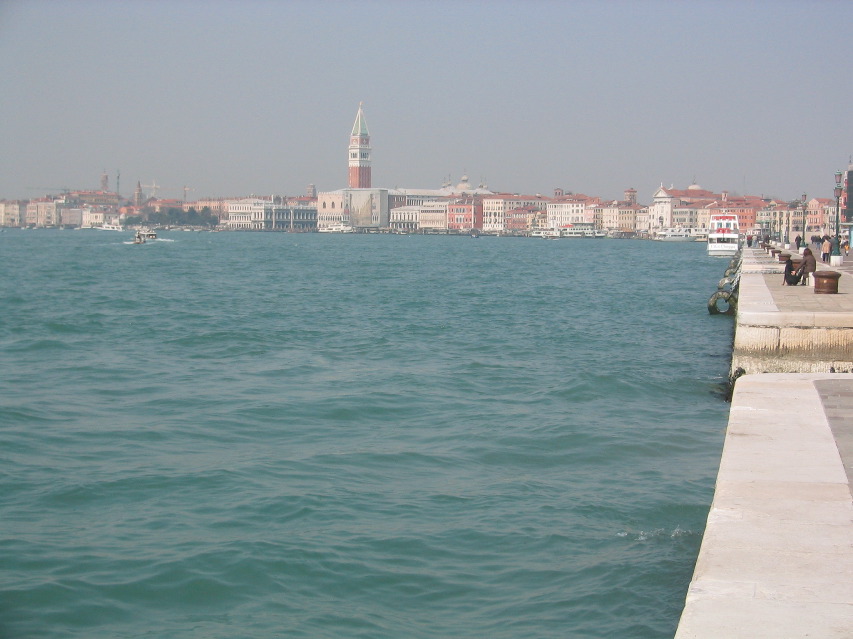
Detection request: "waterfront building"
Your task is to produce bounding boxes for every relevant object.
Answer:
[389,205,419,233]
[757,200,799,240]
[60,208,83,228]
[505,205,543,233]
[417,200,450,231]
[278,197,318,232]
[482,194,549,233]
[316,188,391,230]
[818,198,838,234]
[803,198,825,234]
[225,197,269,230]
[317,191,347,229]
[668,201,709,229]
[26,198,63,227]
[0,200,27,227]
[649,184,718,229]
[601,199,645,234]
[224,196,316,231]
[346,189,390,228]
[81,206,103,229]
[348,103,371,189]
[546,194,598,229]
[79,205,121,228]
[447,197,484,232]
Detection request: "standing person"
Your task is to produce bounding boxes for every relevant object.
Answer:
[821,236,831,263]
[794,235,802,250]
[797,247,817,286]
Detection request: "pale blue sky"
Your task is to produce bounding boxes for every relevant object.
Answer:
[1,0,851,203]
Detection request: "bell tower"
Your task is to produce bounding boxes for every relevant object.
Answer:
[348,103,371,189]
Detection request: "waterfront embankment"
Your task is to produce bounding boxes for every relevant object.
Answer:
[675,246,853,638]
[731,246,853,375]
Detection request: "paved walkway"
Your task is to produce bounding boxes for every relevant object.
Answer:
[675,246,853,638]
[746,244,853,309]
[731,246,853,374]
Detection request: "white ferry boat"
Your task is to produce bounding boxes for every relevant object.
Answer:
[656,228,708,241]
[559,224,601,238]
[529,229,561,239]
[318,224,354,233]
[655,228,693,241]
[707,215,740,256]
[98,223,124,232]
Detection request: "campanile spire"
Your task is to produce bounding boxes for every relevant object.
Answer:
[348,102,371,188]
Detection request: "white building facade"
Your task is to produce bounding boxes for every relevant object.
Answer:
[482,195,549,232]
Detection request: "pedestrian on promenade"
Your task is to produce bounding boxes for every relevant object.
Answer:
[821,236,831,263]
[783,257,802,286]
[795,235,802,250]
[797,248,816,286]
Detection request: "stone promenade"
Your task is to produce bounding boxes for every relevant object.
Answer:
[675,246,853,638]
[732,245,853,375]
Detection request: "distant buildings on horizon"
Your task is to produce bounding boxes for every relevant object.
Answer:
[3,104,851,237]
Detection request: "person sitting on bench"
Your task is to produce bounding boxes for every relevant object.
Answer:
[797,247,816,286]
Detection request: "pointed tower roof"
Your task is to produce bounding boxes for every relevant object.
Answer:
[351,102,369,137]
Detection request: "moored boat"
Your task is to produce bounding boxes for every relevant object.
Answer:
[707,215,740,256]
[318,224,354,233]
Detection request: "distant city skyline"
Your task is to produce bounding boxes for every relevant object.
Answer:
[1,0,851,203]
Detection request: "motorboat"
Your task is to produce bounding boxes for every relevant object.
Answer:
[707,215,741,256]
[98,223,124,231]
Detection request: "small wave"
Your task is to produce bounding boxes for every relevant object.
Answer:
[616,526,700,542]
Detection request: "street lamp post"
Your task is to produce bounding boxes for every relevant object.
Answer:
[831,170,843,263]
[785,206,791,246]
[801,193,807,251]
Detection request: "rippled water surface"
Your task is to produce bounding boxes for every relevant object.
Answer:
[0,230,732,638]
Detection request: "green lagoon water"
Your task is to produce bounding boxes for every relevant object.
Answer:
[0,230,732,638]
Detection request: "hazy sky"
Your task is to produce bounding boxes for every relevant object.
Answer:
[1,0,851,203]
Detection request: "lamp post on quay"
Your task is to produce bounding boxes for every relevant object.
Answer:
[800,193,807,251]
[831,170,843,265]
[785,205,791,247]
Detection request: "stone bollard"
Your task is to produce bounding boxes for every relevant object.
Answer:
[771,249,781,260]
[813,271,841,294]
